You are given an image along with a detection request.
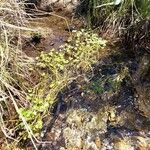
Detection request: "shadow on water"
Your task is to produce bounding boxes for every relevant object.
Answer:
[37,46,150,149]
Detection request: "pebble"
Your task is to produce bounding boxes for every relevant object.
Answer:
[114,139,134,150]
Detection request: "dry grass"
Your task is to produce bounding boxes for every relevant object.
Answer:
[86,0,150,41]
[0,1,79,149]
[0,0,41,149]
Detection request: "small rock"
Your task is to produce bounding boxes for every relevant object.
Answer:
[114,139,134,150]
[108,109,116,122]
[136,136,150,150]
[60,147,66,150]
[95,137,102,149]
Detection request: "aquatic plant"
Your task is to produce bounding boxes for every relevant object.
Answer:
[89,66,129,94]
[16,30,107,142]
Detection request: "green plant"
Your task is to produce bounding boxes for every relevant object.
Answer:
[17,30,107,140]
[85,0,150,36]
[89,66,129,94]
[136,0,150,19]
[0,0,39,148]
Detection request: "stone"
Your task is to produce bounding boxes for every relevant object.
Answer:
[39,0,80,12]
[114,139,134,150]
[136,136,150,150]
[95,137,102,149]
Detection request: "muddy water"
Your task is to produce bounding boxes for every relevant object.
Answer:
[23,11,84,57]
[22,11,150,150]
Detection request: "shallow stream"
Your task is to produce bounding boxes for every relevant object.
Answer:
[22,10,150,150]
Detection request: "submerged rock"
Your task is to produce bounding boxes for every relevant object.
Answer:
[61,106,125,149]
[62,108,108,149]
[134,54,150,119]
[114,139,134,150]
[135,136,150,150]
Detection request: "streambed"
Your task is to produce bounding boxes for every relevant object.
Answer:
[36,53,150,150]
[22,9,150,150]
